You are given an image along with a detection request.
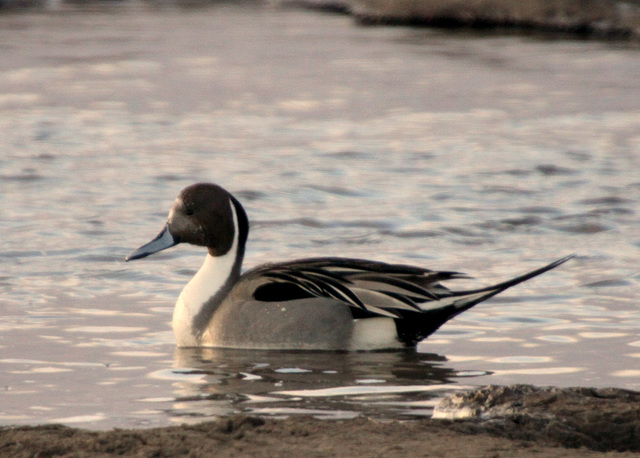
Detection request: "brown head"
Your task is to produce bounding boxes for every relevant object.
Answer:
[126,183,249,261]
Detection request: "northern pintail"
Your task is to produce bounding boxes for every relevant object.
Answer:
[126,183,572,350]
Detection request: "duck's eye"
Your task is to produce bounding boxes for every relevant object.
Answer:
[186,208,195,216]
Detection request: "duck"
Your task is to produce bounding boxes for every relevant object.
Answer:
[126,183,573,351]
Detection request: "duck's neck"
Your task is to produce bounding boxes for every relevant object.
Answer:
[172,200,246,346]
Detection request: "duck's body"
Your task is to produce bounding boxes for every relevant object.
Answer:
[127,183,572,350]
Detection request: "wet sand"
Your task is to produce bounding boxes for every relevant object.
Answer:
[2,385,639,457]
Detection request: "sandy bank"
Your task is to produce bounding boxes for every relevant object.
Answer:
[2,385,639,457]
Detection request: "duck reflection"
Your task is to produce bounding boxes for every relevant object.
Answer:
[159,348,485,422]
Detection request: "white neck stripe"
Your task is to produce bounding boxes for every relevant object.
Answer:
[172,198,239,346]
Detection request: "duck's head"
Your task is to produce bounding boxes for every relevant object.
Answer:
[126,183,248,261]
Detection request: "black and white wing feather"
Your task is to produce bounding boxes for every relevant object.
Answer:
[248,255,573,330]
[248,257,461,318]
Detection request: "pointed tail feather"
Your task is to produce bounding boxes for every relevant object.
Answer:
[456,254,574,295]
[419,254,575,314]
[397,255,574,347]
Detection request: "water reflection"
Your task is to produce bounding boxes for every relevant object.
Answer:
[147,349,479,422]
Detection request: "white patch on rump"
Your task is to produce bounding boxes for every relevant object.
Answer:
[349,317,403,351]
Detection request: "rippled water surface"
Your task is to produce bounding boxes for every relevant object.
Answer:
[1,3,640,429]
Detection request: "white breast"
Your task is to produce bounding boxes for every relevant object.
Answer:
[172,201,239,347]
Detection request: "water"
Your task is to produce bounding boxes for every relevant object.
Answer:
[1,3,639,430]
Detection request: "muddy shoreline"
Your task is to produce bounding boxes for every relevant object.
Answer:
[3,385,639,457]
[289,0,640,39]
[2,0,640,40]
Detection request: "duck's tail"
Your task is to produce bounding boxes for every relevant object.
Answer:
[430,254,575,314]
[396,255,575,346]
